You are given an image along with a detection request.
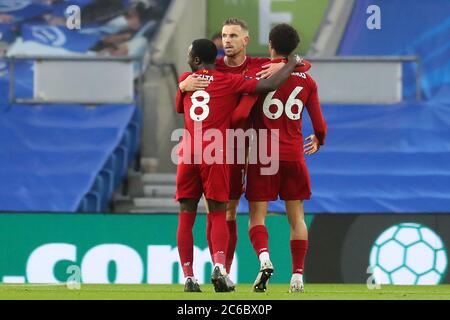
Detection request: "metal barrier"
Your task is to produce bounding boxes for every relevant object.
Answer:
[6,54,421,106]
[306,55,422,101]
[7,55,145,106]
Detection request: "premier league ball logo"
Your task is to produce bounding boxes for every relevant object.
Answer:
[369,223,448,285]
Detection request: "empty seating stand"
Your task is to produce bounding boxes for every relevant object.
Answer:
[0,103,141,212]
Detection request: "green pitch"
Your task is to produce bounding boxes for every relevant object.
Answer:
[1,284,450,300]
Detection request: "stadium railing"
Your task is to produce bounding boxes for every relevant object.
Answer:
[305,55,422,103]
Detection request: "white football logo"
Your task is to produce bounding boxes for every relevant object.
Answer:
[370,223,448,285]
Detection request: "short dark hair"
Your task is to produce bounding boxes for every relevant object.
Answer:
[269,24,300,56]
[191,39,218,64]
[222,18,249,32]
[211,32,222,41]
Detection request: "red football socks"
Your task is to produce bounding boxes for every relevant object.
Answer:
[209,211,229,266]
[177,211,197,278]
[206,214,214,263]
[249,225,269,257]
[291,240,308,274]
[226,220,237,273]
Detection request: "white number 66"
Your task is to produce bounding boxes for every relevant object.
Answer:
[263,86,304,120]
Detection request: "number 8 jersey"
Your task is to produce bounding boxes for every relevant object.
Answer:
[176,69,259,160]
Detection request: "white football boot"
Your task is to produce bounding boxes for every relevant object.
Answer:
[253,260,274,292]
[289,273,305,293]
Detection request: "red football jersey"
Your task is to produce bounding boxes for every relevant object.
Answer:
[175,69,259,161]
[216,56,270,75]
[250,59,327,161]
[216,56,312,75]
[218,56,312,132]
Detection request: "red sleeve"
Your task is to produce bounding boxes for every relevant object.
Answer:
[258,58,312,73]
[228,73,259,95]
[305,76,327,145]
[250,57,271,68]
[175,90,184,113]
[231,95,259,128]
[296,59,312,73]
[176,72,191,113]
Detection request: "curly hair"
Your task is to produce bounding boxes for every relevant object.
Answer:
[269,23,300,56]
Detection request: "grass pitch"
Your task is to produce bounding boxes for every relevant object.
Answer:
[0,284,450,300]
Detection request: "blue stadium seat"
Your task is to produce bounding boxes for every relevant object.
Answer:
[0,104,138,212]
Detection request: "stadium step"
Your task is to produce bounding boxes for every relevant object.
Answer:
[133,197,207,212]
[113,167,181,213]
[129,207,208,214]
[130,207,179,214]
[142,173,176,185]
[134,197,177,208]
[143,185,176,197]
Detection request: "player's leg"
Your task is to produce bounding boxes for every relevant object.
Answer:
[177,198,202,292]
[204,197,236,290]
[176,163,202,292]
[225,199,238,273]
[246,161,279,292]
[203,195,214,263]
[207,199,233,292]
[200,163,233,292]
[285,200,308,293]
[205,199,235,291]
[207,200,229,271]
[280,160,311,293]
[248,201,273,292]
[223,157,246,290]
[226,162,245,274]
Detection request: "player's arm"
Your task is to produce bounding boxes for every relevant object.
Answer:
[256,57,311,79]
[253,54,299,93]
[176,72,192,113]
[178,74,209,92]
[175,90,184,113]
[231,95,259,127]
[304,77,327,155]
[231,55,298,125]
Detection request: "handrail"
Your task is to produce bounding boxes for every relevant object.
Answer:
[5,54,422,104]
[8,55,141,62]
[305,55,419,62]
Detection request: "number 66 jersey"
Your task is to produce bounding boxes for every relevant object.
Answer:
[244,59,327,202]
[250,59,327,162]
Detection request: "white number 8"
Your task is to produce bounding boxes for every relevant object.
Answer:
[263,86,304,120]
[189,90,210,121]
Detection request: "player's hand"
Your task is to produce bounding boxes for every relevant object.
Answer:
[295,56,306,67]
[256,62,285,79]
[304,135,320,155]
[179,74,209,92]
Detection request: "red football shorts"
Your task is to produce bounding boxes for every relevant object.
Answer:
[176,162,230,203]
[229,163,246,200]
[245,160,311,201]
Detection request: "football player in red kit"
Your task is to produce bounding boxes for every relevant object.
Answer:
[233,24,327,293]
[175,38,300,292]
[178,18,311,288]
